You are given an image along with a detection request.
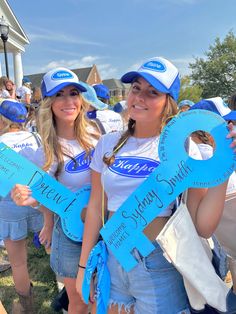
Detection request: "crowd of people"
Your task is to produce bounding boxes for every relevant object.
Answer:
[0,56,236,314]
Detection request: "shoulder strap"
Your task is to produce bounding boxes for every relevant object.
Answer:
[30,132,42,148]
[94,118,106,135]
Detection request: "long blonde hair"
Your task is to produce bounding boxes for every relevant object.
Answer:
[103,94,178,166]
[37,93,99,178]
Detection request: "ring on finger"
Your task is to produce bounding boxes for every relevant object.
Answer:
[15,193,22,199]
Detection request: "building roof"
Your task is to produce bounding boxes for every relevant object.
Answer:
[103,78,128,90]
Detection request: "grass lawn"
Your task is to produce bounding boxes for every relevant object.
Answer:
[0,234,62,313]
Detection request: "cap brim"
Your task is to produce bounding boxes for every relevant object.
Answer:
[91,99,108,110]
[223,111,236,121]
[44,82,87,97]
[121,71,170,95]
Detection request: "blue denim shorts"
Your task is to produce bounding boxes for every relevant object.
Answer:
[0,194,43,241]
[107,242,191,314]
[50,216,82,278]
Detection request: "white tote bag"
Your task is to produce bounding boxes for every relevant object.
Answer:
[156,202,230,312]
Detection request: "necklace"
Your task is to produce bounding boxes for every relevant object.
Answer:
[133,135,160,154]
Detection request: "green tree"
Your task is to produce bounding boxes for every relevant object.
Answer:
[189,31,236,99]
[178,76,202,103]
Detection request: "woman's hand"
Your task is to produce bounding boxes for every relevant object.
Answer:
[227,122,236,151]
[11,184,36,206]
[76,268,86,303]
[76,268,96,305]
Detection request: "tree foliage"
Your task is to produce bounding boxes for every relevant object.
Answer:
[178,76,202,103]
[189,31,236,99]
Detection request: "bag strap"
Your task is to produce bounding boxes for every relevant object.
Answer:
[30,131,42,148]
[94,118,106,135]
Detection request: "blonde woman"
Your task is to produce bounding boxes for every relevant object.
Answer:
[11,67,100,314]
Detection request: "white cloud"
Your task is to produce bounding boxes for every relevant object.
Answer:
[97,63,118,79]
[39,56,118,79]
[28,30,104,46]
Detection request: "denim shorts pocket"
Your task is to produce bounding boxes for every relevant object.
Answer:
[142,247,174,272]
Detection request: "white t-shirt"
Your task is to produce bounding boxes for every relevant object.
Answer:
[33,138,96,192]
[91,132,201,215]
[195,143,213,160]
[0,89,10,98]
[96,110,124,133]
[227,172,236,196]
[16,85,31,102]
[0,131,41,161]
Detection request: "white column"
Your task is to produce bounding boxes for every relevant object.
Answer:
[0,59,2,77]
[13,51,23,88]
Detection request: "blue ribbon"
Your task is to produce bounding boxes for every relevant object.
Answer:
[82,241,110,314]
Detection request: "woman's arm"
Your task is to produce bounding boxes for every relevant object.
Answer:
[187,182,227,238]
[187,123,236,238]
[76,169,104,300]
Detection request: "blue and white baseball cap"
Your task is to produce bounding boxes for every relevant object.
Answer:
[0,98,27,123]
[41,67,87,98]
[121,57,180,101]
[190,97,236,121]
[93,84,110,100]
[79,81,108,110]
[178,99,194,109]
[113,100,127,113]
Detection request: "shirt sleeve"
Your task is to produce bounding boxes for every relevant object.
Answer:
[90,135,105,173]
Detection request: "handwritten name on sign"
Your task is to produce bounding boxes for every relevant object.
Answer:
[100,110,236,271]
[0,144,90,241]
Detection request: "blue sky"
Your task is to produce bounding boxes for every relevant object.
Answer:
[7,0,236,80]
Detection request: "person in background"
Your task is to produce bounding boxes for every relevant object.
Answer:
[113,100,129,127]
[0,76,10,98]
[31,87,42,110]
[92,83,124,132]
[0,98,43,313]
[11,67,100,314]
[178,99,194,112]
[93,83,110,105]
[228,93,236,111]
[16,77,32,108]
[76,57,236,313]
[0,238,11,273]
[4,79,16,99]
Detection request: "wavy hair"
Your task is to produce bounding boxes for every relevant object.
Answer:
[37,93,99,178]
[0,115,25,135]
[103,94,178,166]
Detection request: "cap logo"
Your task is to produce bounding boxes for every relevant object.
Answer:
[51,70,74,80]
[142,60,166,73]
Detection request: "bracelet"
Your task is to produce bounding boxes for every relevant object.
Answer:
[78,264,86,269]
[31,202,42,210]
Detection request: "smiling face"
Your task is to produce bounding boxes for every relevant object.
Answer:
[127,77,167,130]
[51,85,82,127]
